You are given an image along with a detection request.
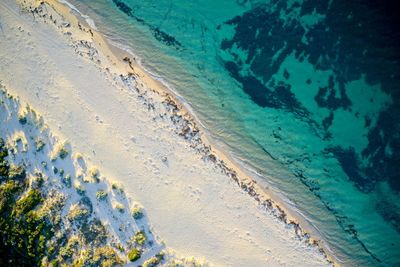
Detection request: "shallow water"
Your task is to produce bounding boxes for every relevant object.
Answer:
[65,0,399,265]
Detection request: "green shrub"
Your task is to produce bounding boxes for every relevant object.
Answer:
[114,202,125,213]
[80,218,107,246]
[18,115,27,125]
[14,189,43,217]
[59,148,68,159]
[0,179,53,266]
[0,161,9,178]
[75,183,85,195]
[132,230,146,246]
[59,245,74,260]
[68,204,90,222]
[0,180,23,213]
[116,243,125,252]
[0,138,8,161]
[41,161,47,169]
[89,167,100,183]
[8,165,26,180]
[92,246,124,266]
[33,171,44,188]
[50,259,59,267]
[50,144,69,161]
[143,256,161,267]
[127,248,140,262]
[111,182,124,193]
[62,174,72,188]
[35,139,46,152]
[96,190,108,201]
[132,206,143,220]
[0,138,9,178]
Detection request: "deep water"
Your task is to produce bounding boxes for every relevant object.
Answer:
[66,0,400,265]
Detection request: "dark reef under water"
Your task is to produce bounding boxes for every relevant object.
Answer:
[112,0,183,49]
[217,1,400,262]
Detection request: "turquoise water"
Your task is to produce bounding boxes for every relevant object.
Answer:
[67,0,399,265]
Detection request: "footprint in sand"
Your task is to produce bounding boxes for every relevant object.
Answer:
[95,114,103,123]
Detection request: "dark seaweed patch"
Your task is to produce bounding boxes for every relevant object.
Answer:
[362,106,400,193]
[112,0,133,16]
[314,76,351,110]
[112,0,182,49]
[322,112,334,131]
[326,146,374,193]
[376,200,400,234]
[224,60,309,118]
[150,26,182,48]
[219,0,400,201]
[283,69,290,80]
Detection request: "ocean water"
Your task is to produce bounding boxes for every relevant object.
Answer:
[65,0,399,265]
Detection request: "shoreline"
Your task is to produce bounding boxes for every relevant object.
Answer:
[57,2,339,264]
[4,0,338,265]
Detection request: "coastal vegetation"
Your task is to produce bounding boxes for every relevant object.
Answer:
[0,87,210,267]
[35,138,46,152]
[131,205,144,219]
[127,248,140,262]
[0,0,222,262]
[50,141,69,161]
[114,202,125,213]
[88,166,100,183]
[0,138,52,266]
[96,189,108,201]
[0,88,136,266]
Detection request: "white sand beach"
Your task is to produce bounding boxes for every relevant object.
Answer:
[0,0,335,266]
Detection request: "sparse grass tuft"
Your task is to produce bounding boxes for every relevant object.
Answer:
[131,230,146,246]
[18,114,27,125]
[96,190,108,201]
[111,181,124,194]
[35,138,46,152]
[68,203,90,222]
[74,181,85,195]
[114,202,125,213]
[62,174,72,188]
[74,152,83,161]
[89,167,100,182]
[115,243,125,252]
[131,205,143,220]
[92,246,124,266]
[143,256,162,267]
[8,165,26,180]
[41,161,47,169]
[58,147,69,159]
[59,237,79,260]
[50,142,69,161]
[32,171,44,188]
